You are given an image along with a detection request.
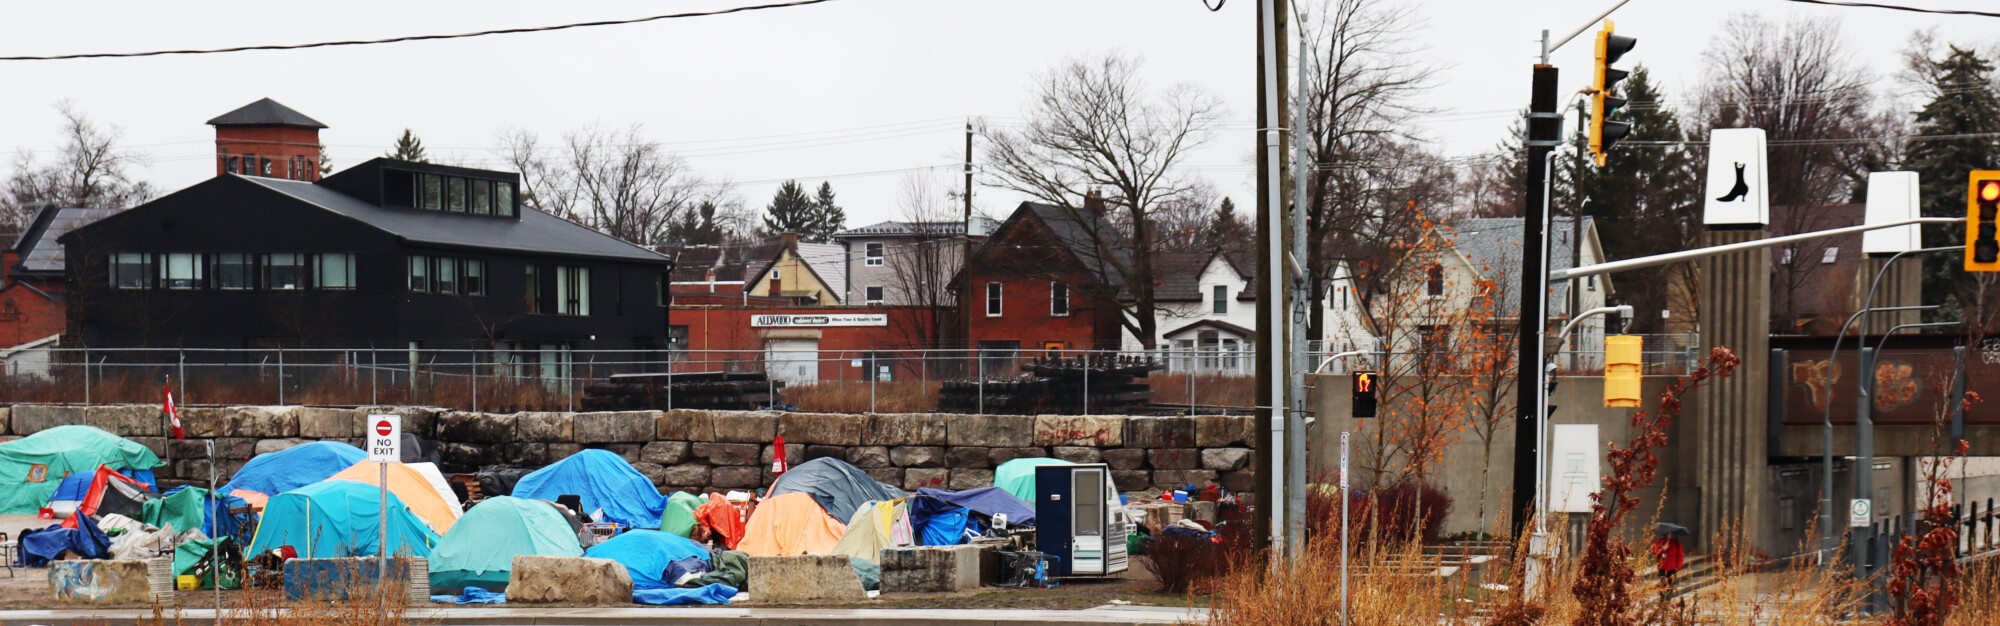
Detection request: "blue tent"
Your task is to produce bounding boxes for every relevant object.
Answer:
[583,529,710,590]
[513,450,665,529]
[223,441,366,498]
[247,480,440,559]
[917,487,1037,527]
[905,495,971,546]
[767,457,906,523]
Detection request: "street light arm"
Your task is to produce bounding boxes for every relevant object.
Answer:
[1314,349,1377,374]
[1551,218,1964,281]
[1872,321,1962,355]
[1553,305,1631,361]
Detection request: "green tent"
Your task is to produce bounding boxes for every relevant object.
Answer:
[993,457,1074,504]
[429,496,583,592]
[659,491,705,538]
[143,487,208,536]
[0,425,162,514]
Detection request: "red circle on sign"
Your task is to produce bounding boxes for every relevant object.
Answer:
[375,421,393,436]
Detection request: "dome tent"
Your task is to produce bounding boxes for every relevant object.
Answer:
[429,496,583,592]
[993,457,1073,503]
[248,480,441,559]
[222,441,366,503]
[326,461,462,534]
[767,457,906,523]
[512,450,666,529]
[0,426,162,514]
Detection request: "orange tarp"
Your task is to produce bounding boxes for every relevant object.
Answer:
[326,461,461,534]
[736,492,845,556]
[695,493,747,550]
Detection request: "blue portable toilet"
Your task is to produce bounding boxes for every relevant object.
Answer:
[1033,463,1128,577]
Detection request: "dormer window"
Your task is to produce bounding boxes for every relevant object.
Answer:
[421,174,442,210]
[386,168,518,217]
[471,180,493,215]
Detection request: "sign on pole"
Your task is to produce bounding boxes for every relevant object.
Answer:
[1850,498,1872,528]
[367,415,401,462]
[1863,171,1921,256]
[1703,128,1769,229]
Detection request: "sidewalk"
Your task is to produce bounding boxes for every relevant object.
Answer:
[0,604,1204,626]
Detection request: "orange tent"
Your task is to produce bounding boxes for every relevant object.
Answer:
[737,492,845,556]
[695,493,747,550]
[326,461,461,534]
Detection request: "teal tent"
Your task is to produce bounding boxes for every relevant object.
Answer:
[0,426,162,514]
[659,492,705,538]
[993,457,1073,503]
[247,480,440,559]
[429,496,583,591]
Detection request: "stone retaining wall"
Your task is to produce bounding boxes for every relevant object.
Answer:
[0,405,1255,496]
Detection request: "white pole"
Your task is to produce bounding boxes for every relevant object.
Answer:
[1258,0,1290,562]
[378,460,389,594]
[208,438,220,614]
[1339,431,1351,626]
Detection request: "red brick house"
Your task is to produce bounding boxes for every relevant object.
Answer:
[959,200,1128,369]
[2,205,117,349]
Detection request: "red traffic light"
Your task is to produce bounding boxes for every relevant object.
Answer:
[1982,181,2000,202]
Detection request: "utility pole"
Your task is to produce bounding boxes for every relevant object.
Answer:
[963,120,975,369]
[1252,0,1290,558]
[1511,51,1560,538]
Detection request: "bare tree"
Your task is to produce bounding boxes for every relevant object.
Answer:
[1699,13,1881,209]
[497,124,721,246]
[1,101,155,229]
[881,174,966,353]
[981,53,1223,349]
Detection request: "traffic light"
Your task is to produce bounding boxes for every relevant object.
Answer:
[1604,335,1643,408]
[1352,370,1378,418]
[1589,20,1638,167]
[1969,171,2000,272]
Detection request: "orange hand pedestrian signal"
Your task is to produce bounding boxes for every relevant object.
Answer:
[1352,370,1379,418]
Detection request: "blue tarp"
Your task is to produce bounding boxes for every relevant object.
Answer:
[49,471,95,503]
[222,441,366,498]
[430,587,508,604]
[633,583,737,606]
[917,487,1038,527]
[584,529,711,590]
[767,457,907,523]
[247,480,440,559]
[906,495,971,546]
[513,450,666,529]
[18,514,110,567]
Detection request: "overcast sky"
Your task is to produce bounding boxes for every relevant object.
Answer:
[1,0,1994,230]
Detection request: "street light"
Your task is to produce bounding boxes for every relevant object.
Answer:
[1525,303,1629,598]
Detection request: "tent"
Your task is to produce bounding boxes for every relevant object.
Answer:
[737,492,846,557]
[326,461,462,534]
[917,487,1038,527]
[906,495,971,546]
[828,499,908,563]
[993,457,1073,504]
[583,529,710,590]
[694,494,747,550]
[222,441,366,504]
[0,425,162,514]
[430,496,584,592]
[767,457,906,523]
[247,480,441,559]
[659,491,704,538]
[56,465,157,528]
[144,486,255,542]
[406,462,464,514]
[512,450,665,529]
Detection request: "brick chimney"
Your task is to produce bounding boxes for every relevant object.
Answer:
[208,98,327,181]
[1083,191,1107,214]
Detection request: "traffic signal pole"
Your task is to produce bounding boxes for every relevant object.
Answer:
[1511,61,1560,542]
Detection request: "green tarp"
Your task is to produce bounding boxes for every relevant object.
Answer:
[429,496,583,592]
[992,458,1073,504]
[660,492,704,538]
[173,538,242,589]
[0,426,162,514]
[144,487,209,536]
[682,550,748,591]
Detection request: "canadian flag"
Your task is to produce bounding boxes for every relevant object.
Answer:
[164,381,184,440]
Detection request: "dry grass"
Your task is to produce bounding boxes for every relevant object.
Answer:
[785,380,941,413]
[1148,373,1255,408]
[1951,558,2000,625]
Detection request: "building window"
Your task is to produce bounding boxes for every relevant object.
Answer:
[260,157,272,176]
[865,242,885,266]
[223,156,240,176]
[470,179,493,215]
[1418,325,1451,356]
[240,154,259,175]
[557,266,590,316]
[110,253,151,289]
[1426,264,1445,297]
[408,255,431,292]
[1821,247,1839,264]
[420,174,442,210]
[525,264,544,313]
[314,253,355,289]
[265,253,305,290]
[866,286,885,305]
[447,177,467,212]
[462,259,485,296]
[1586,275,1597,291]
[290,156,305,179]
[158,253,203,290]
[656,273,669,306]
[1051,282,1070,316]
[435,257,459,294]
[1213,285,1228,314]
[1339,286,1348,311]
[212,253,253,290]
[1198,330,1221,371]
[1780,248,1795,264]
[496,182,516,217]
[985,282,1002,317]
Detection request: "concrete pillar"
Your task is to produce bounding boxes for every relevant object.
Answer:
[1692,230,1771,552]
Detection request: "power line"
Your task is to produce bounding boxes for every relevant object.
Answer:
[1782,0,2000,18]
[0,0,846,62]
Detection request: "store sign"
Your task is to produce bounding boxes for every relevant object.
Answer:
[752,313,888,328]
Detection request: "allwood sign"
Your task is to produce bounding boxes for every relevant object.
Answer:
[751,313,888,327]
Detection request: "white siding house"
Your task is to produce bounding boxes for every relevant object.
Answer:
[1118,252,1377,374]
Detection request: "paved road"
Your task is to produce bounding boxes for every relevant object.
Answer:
[0,605,1202,626]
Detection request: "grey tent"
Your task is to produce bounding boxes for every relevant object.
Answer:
[767,457,906,522]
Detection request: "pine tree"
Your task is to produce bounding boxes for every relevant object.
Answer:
[318,143,333,177]
[666,201,728,246]
[1903,46,2000,325]
[762,180,817,237]
[809,181,847,242]
[385,129,429,163]
[1202,197,1251,251]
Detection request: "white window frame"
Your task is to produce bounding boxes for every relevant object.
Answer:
[1821,247,1839,264]
[865,285,886,305]
[985,281,1003,317]
[865,242,885,266]
[1051,282,1070,317]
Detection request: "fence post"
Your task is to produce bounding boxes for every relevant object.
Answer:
[1082,351,1090,416]
[870,353,878,414]
[277,348,286,405]
[977,351,985,415]
[82,346,90,406]
[178,352,186,406]
[472,351,480,414]
[371,349,378,406]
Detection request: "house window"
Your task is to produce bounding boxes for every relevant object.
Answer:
[1586,275,1597,291]
[1821,247,1839,264]
[223,156,240,176]
[1050,282,1070,316]
[110,253,151,289]
[1780,248,1795,264]
[314,253,355,289]
[985,282,1002,317]
[1213,285,1228,314]
[1221,338,1241,371]
[447,177,467,212]
[557,266,590,316]
[865,286,886,305]
[159,253,203,290]
[290,156,305,179]
[435,257,459,294]
[1339,286,1348,310]
[212,253,253,290]
[1198,330,1221,371]
[260,157,272,176]
[470,180,493,215]
[462,259,485,296]
[1426,264,1445,297]
[420,174,442,210]
[495,182,516,217]
[1418,325,1451,356]
[263,253,304,290]
[525,264,544,313]
[1174,339,1195,371]
[407,255,431,292]
[865,242,885,266]
[240,154,258,175]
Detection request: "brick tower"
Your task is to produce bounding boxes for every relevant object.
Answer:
[208,98,326,181]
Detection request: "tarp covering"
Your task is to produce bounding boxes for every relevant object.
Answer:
[59,465,156,528]
[513,450,665,529]
[327,461,462,534]
[583,529,711,590]
[247,480,440,559]
[766,457,906,523]
[634,583,736,606]
[694,494,746,550]
[737,492,846,557]
[145,487,254,542]
[0,425,163,514]
[430,496,584,592]
[476,466,532,498]
[918,487,1038,527]
[222,441,365,502]
[906,495,970,546]
[430,587,507,604]
[993,458,1073,504]
[173,537,243,589]
[659,491,704,538]
[18,513,111,566]
[828,499,906,563]
[682,550,748,590]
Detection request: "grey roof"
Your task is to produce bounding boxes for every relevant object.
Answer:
[835,216,999,238]
[1025,202,1131,289]
[206,98,327,129]
[10,206,119,274]
[1153,251,1224,302]
[240,176,668,264]
[1445,217,1591,317]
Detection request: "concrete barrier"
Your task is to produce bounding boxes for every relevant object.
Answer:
[282,557,420,602]
[747,555,865,604]
[48,559,152,604]
[880,545,982,593]
[506,555,633,605]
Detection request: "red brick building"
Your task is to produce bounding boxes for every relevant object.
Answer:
[959,200,1128,368]
[210,98,325,182]
[2,205,117,349]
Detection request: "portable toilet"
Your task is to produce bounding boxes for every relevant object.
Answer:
[1034,463,1128,577]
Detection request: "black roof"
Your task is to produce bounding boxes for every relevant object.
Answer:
[206,98,327,129]
[10,205,119,276]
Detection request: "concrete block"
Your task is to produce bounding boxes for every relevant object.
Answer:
[1188,500,1220,523]
[86,405,163,437]
[237,406,302,438]
[761,443,807,466]
[548,443,582,461]
[1033,415,1124,447]
[1148,448,1199,470]
[1111,470,1152,492]
[1195,415,1253,447]
[905,468,950,491]
[501,443,549,466]
[948,469,993,490]
[506,555,633,605]
[948,414,1034,448]
[889,446,944,468]
[658,409,697,441]
[130,437,167,461]
[281,557,413,601]
[514,411,573,443]
[1051,446,1103,464]
[779,412,865,446]
[170,438,252,460]
[1219,470,1257,493]
[880,545,982,592]
[660,464,711,488]
[1126,416,1196,449]
[632,462,669,488]
[574,411,657,443]
[355,406,443,439]
[945,447,992,468]
[253,438,311,456]
[694,442,761,466]
[747,555,866,604]
[1102,448,1147,470]
[437,411,516,444]
[1152,470,1187,489]
[48,559,152,604]
[864,413,949,446]
[709,411,778,443]
[298,407,358,439]
[641,441,689,465]
[436,442,496,470]
[0,406,9,435]
[987,447,1048,466]
[712,466,763,489]
[865,468,904,487]
[1182,469,1218,485]
[847,446,891,469]
[13,405,85,435]
[1202,448,1252,471]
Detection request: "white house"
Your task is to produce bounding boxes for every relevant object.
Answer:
[1119,251,1377,374]
[1371,217,1611,370]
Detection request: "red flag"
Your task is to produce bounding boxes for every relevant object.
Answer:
[771,433,788,477]
[164,381,184,440]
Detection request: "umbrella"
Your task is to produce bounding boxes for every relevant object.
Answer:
[1655,522,1690,536]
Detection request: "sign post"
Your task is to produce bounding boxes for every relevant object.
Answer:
[366,415,401,587]
[1339,431,1351,626]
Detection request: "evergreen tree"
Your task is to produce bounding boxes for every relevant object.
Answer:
[318,142,333,176]
[1903,46,2000,325]
[1202,197,1251,251]
[762,180,818,237]
[385,129,429,163]
[1569,65,1703,332]
[810,181,847,242]
[666,201,728,246]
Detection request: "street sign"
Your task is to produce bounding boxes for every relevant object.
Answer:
[1703,128,1769,229]
[1863,171,1921,257]
[367,414,401,462]
[1850,498,1872,528]
[1339,432,1350,489]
